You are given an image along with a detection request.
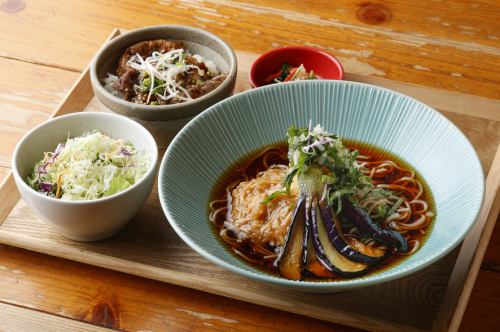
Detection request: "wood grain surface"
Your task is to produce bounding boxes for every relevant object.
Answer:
[0,49,498,332]
[0,301,115,332]
[0,0,499,331]
[0,58,78,167]
[0,167,8,180]
[0,0,499,99]
[0,244,355,332]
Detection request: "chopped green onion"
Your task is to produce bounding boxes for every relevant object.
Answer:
[261,190,288,205]
[387,197,404,217]
[376,204,389,219]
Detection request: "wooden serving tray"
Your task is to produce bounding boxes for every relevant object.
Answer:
[0,29,499,332]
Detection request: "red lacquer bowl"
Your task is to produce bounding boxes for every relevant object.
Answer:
[250,46,344,88]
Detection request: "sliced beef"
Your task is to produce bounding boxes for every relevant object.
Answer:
[116,39,184,76]
[111,39,226,105]
[113,67,139,100]
[188,74,227,99]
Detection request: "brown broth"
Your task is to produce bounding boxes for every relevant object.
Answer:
[209,141,435,281]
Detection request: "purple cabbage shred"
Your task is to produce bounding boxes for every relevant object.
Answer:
[120,147,131,156]
[40,182,53,193]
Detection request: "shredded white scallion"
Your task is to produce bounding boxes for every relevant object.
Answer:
[124,49,219,104]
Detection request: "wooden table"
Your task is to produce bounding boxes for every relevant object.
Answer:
[0,1,498,331]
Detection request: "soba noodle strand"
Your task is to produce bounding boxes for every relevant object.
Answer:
[209,147,433,272]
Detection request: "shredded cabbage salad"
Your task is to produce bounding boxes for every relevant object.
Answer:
[27,132,150,201]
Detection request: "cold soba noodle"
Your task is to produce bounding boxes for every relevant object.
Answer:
[209,125,434,280]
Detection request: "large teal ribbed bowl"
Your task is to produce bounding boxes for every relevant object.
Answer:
[158,80,484,292]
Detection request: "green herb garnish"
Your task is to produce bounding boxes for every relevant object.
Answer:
[264,124,374,211]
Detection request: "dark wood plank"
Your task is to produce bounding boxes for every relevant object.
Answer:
[0,244,356,332]
[482,214,500,272]
[460,269,500,332]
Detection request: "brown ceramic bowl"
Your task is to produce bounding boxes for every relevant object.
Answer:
[90,25,237,121]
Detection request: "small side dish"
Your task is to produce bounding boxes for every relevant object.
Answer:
[91,25,237,121]
[264,63,316,84]
[13,112,158,241]
[27,132,149,201]
[104,39,227,105]
[249,46,343,88]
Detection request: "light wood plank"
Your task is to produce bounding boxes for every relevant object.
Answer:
[0,0,499,98]
[46,28,121,119]
[0,171,18,225]
[0,166,9,181]
[0,302,114,332]
[440,111,500,174]
[0,166,11,222]
[0,57,79,167]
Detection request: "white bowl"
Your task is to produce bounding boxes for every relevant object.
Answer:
[12,112,158,241]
